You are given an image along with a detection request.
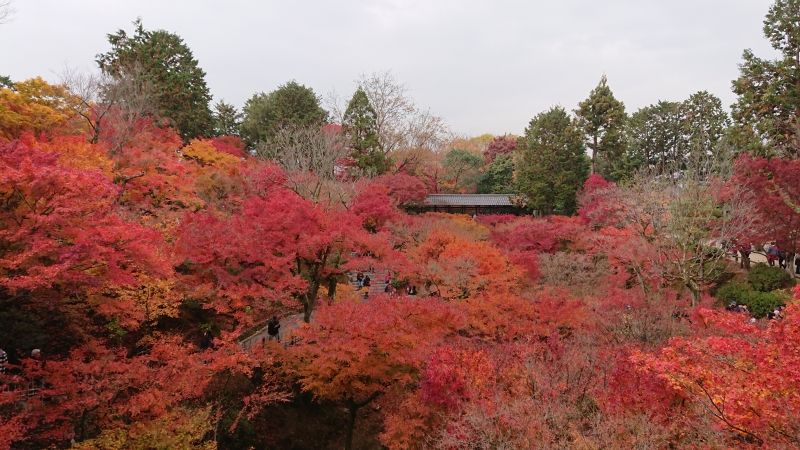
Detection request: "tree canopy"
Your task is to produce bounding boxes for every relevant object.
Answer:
[96,19,213,141]
[240,81,327,148]
[732,0,800,157]
[626,92,728,174]
[576,75,626,179]
[5,3,800,449]
[517,106,589,214]
[212,100,242,137]
[342,87,388,175]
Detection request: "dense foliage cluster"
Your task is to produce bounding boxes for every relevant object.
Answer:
[2,2,800,449]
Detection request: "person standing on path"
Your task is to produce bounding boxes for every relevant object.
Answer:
[200,330,214,349]
[767,242,779,266]
[356,273,364,290]
[738,243,752,270]
[795,255,800,275]
[267,316,281,342]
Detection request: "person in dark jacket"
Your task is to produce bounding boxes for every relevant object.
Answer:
[200,330,214,349]
[267,316,281,342]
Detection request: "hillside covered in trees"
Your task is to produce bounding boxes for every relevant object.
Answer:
[2,1,800,449]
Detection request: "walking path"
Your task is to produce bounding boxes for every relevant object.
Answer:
[239,269,390,350]
[348,268,389,298]
[734,250,800,277]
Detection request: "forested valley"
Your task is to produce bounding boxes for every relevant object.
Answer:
[1,1,800,449]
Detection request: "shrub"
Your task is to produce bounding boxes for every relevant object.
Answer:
[716,281,750,305]
[739,290,786,319]
[747,263,794,292]
[715,279,788,318]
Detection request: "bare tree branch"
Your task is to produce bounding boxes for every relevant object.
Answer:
[255,125,348,178]
[61,64,158,152]
[618,155,757,305]
[357,71,451,154]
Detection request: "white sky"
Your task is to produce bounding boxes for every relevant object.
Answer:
[0,0,777,136]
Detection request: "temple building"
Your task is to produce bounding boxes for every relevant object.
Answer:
[407,194,525,215]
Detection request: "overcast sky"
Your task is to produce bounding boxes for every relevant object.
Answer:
[1,0,777,136]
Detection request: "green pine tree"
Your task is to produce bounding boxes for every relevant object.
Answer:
[575,75,626,179]
[241,81,327,148]
[626,101,685,173]
[477,153,515,194]
[626,93,728,175]
[732,0,800,157]
[343,87,388,175]
[212,100,242,136]
[516,107,588,215]
[97,19,214,141]
[681,91,729,167]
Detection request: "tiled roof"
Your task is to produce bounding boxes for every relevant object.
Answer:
[423,194,515,207]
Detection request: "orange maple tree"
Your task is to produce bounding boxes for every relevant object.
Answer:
[287,296,463,450]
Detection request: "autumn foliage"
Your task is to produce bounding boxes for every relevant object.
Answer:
[3,71,800,450]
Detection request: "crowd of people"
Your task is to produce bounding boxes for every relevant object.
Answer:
[729,240,800,275]
[354,271,417,298]
[765,241,791,270]
[726,302,785,322]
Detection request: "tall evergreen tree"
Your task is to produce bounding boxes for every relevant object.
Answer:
[682,91,730,165]
[575,75,626,179]
[732,0,800,157]
[627,93,728,175]
[477,153,515,194]
[628,100,694,174]
[97,19,213,140]
[212,100,242,136]
[240,81,327,148]
[342,87,388,175]
[516,107,588,215]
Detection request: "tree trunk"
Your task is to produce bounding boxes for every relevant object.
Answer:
[343,393,380,449]
[688,284,701,307]
[344,403,358,450]
[301,249,330,323]
[327,277,337,305]
[634,266,648,298]
[304,277,322,323]
[303,281,318,323]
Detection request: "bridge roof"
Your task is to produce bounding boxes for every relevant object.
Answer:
[423,194,515,207]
